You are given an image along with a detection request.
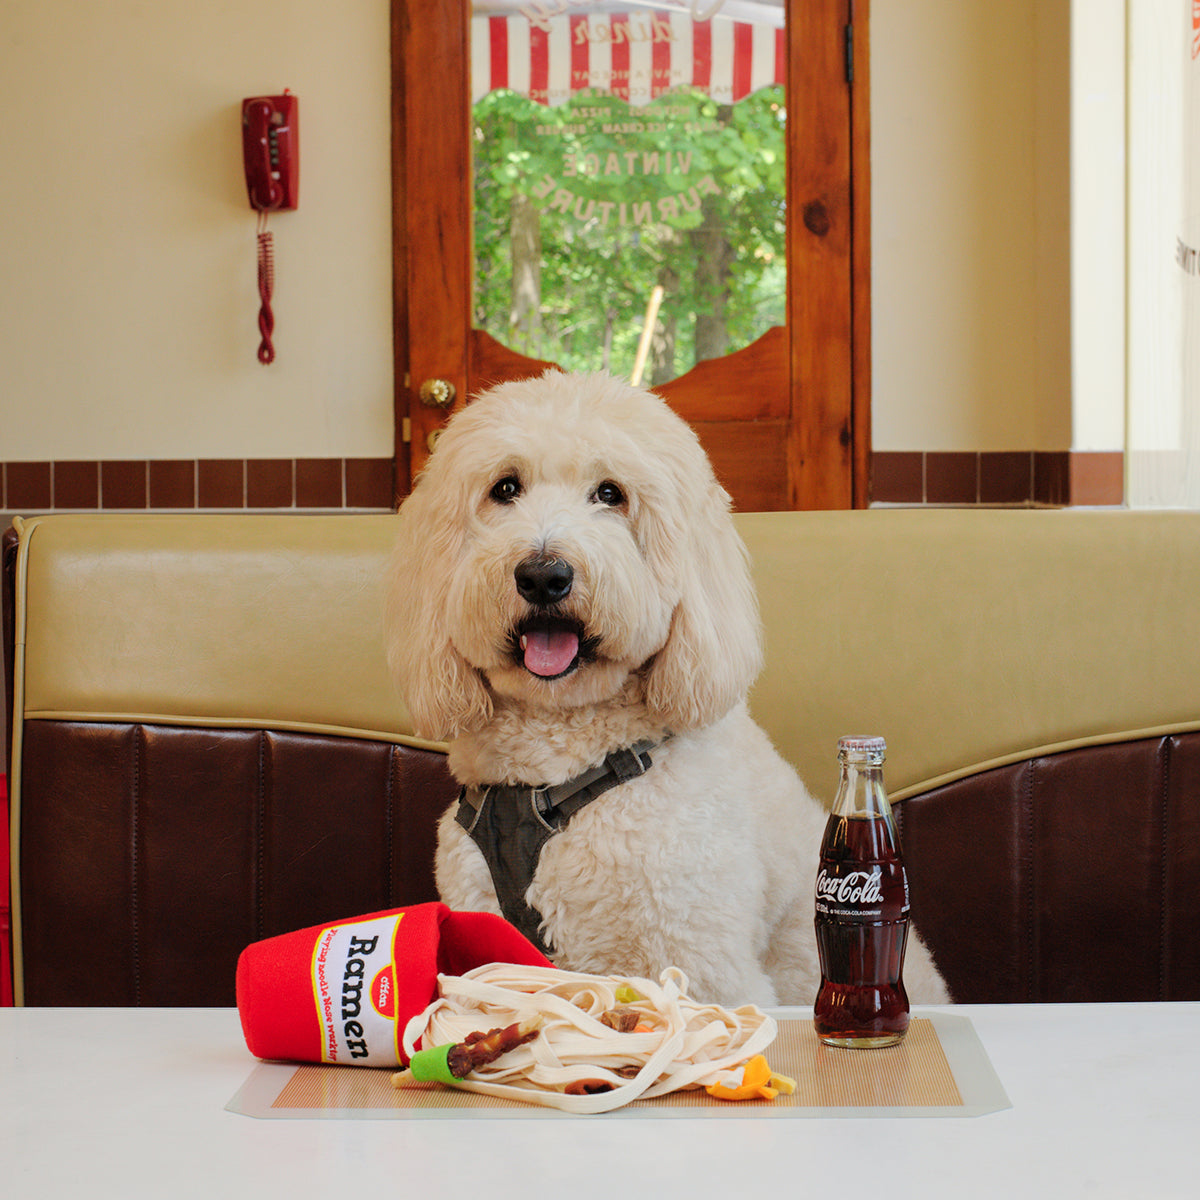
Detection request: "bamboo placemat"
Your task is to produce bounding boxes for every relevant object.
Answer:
[227,1014,1010,1120]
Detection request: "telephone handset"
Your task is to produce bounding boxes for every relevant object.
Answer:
[241,92,298,363]
[242,93,298,212]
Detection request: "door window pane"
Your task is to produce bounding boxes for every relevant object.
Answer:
[472,1,786,384]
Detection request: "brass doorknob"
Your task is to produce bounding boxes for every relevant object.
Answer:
[418,378,456,409]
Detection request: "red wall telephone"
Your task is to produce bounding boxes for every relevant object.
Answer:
[242,92,298,212]
[241,92,298,364]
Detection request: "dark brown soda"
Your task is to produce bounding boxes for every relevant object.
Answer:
[813,812,910,1047]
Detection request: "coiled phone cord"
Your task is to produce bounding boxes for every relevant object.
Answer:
[256,211,276,364]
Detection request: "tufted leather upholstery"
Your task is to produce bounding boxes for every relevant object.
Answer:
[896,733,1200,1003]
[15,721,454,1005]
[14,718,1199,1007]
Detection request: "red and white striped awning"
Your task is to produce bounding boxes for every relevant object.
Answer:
[471,6,785,108]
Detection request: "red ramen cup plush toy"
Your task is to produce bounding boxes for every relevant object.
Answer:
[235,901,551,1067]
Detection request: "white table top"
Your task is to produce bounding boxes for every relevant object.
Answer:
[2,1003,1197,1200]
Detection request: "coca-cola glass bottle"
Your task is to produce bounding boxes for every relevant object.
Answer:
[813,735,911,1047]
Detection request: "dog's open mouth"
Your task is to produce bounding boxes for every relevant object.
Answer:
[513,617,592,679]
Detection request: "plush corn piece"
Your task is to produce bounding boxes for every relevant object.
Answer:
[705,1054,796,1101]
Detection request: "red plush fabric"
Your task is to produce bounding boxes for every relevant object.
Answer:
[1,774,10,1007]
[236,902,551,1066]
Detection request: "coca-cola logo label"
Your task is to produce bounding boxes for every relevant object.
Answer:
[813,861,910,921]
[815,865,883,907]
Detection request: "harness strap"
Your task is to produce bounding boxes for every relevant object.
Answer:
[455,739,661,955]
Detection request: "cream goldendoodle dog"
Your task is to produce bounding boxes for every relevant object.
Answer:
[387,370,948,1007]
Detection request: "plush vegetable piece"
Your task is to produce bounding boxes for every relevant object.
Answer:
[705,1054,797,1101]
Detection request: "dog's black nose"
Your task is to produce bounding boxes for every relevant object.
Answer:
[515,556,573,606]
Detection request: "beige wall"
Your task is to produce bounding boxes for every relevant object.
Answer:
[0,1,1111,463]
[1070,0,1127,455]
[0,0,394,462]
[873,0,1077,453]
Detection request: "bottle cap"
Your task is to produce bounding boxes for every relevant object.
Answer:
[837,735,886,760]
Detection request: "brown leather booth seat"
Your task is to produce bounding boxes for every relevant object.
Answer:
[897,734,1200,1003]
[15,722,453,1006]
[6,511,1200,1006]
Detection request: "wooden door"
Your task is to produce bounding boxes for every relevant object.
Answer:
[392,0,869,510]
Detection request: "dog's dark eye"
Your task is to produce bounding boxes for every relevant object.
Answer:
[593,480,625,507]
[490,475,522,504]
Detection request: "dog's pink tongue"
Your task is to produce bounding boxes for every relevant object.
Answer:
[523,628,579,677]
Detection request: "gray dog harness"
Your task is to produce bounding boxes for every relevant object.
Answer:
[454,739,661,956]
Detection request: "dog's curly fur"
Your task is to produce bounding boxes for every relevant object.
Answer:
[387,370,949,1007]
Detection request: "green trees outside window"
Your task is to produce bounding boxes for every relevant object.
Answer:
[473,84,787,384]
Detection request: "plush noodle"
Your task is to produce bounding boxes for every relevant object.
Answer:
[398,963,778,1114]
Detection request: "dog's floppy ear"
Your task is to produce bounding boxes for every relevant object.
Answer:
[385,472,493,741]
[642,469,763,731]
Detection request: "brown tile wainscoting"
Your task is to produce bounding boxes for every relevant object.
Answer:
[2,452,1122,513]
[872,451,1125,507]
[1,458,396,512]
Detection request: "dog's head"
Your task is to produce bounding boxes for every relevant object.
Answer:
[386,370,763,741]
